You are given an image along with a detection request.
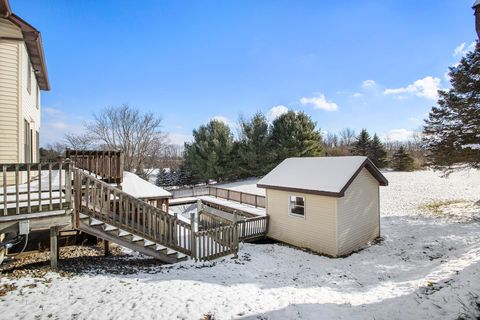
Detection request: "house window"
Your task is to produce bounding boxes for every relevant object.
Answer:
[289,195,305,217]
[27,62,32,94]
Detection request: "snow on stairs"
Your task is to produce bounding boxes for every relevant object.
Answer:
[78,213,188,263]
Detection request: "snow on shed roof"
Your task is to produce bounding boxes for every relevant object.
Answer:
[121,171,171,199]
[257,156,388,197]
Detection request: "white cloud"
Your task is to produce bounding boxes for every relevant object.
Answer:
[267,105,289,122]
[211,115,231,125]
[383,129,414,142]
[384,76,441,101]
[362,80,376,89]
[453,42,475,57]
[352,92,364,98]
[300,93,338,111]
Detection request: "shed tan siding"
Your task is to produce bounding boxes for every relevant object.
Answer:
[0,19,21,164]
[265,189,338,256]
[336,168,380,256]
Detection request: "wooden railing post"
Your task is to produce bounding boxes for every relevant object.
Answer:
[65,159,72,210]
[232,210,238,259]
[190,212,197,261]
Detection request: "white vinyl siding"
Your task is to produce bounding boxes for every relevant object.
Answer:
[0,33,20,163]
[266,189,338,257]
[20,43,41,163]
[336,168,380,256]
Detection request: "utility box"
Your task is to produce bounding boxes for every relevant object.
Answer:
[18,220,30,235]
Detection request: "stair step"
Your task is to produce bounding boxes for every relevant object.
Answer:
[90,218,104,226]
[155,244,177,256]
[79,213,89,220]
[144,240,156,247]
[131,235,143,242]
[118,230,130,237]
[104,225,118,232]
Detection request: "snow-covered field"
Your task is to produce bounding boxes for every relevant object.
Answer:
[1,169,480,319]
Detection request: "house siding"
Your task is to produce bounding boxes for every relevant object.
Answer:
[336,168,380,256]
[0,19,21,164]
[265,188,338,256]
[0,18,41,165]
[20,42,41,163]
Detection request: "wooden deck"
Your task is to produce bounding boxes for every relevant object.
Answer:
[1,150,269,265]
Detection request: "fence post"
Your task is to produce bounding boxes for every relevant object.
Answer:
[190,212,197,261]
[232,210,239,259]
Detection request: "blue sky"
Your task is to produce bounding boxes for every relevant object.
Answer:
[13,0,477,145]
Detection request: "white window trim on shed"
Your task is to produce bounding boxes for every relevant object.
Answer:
[288,195,305,218]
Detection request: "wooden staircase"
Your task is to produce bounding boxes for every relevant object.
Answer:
[78,213,188,263]
[72,167,240,263]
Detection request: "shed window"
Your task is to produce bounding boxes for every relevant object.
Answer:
[289,196,305,217]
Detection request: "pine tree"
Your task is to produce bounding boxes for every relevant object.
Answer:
[237,113,271,178]
[184,120,235,182]
[352,129,371,156]
[369,134,388,168]
[268,111,323,166]
[391,146,414,171]
[423,42,480,170]
[155,168,171,187]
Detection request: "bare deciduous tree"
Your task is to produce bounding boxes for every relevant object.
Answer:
[87,104,166,173]
[64,132,94,150]
[339,128,356,146]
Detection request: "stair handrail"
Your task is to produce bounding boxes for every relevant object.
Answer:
[74,169,193,255]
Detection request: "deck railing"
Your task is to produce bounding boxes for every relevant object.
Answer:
[194,224,238,261]
[171,185,266,208]
[238,215,269,241]
[66,149,124,184]
[199,207,268,242]
[0,160,72,216]
[74,169,193,255]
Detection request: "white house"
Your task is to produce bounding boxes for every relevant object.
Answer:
[257,156,388,257]
[0,0,49,169]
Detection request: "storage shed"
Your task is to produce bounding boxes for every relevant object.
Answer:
[257,156,388,257]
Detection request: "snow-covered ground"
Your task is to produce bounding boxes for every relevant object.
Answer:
[1,169,480,319]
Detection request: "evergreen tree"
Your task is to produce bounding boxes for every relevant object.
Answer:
[184,120,235,182]
[391,146,414,171]
[268,111,323,166]
[423,42,480,170]
[352,129,371,156]
[155,168,174,187]
[237,113,271,177]
[369,134,388,168]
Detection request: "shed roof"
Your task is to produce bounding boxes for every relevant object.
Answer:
[0,0,50,90]
[121,172,171,199]
[257,156,388,197]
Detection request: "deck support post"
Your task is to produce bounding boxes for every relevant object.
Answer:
[50,226,59,269]
[104,240,110,256]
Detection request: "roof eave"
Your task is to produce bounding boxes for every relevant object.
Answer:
[257,157,389,198]
[6,13,50,91]
[257,183,345,198]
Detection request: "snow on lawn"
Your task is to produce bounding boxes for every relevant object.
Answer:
[1,169,480,319]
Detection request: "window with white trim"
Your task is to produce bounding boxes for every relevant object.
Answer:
[289,195,305,217]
